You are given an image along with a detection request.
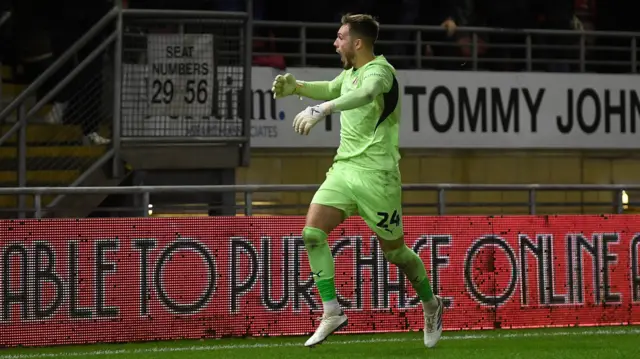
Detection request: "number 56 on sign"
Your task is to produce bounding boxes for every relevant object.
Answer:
[147,34,215,118]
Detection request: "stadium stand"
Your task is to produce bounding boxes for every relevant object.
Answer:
[1,1,640,356]
[0,0,637,218]
[0,1,118,217]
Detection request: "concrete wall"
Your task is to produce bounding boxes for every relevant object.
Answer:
[236,149,640,215]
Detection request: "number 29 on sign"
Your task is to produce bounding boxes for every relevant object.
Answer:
[151,79,208,104]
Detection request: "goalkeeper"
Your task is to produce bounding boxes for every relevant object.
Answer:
[272,13,444,348]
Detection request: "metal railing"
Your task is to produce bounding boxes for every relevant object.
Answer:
[0,183,636,219]
[0,7,121,217]
[4,9,640,218]
[0,3,253,217]
[119,8,252,145]
[253,20,640,72]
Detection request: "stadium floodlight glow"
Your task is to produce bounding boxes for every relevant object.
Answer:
[622,190,629,210]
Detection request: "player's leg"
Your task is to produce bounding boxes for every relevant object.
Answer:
[304,202,345,315]
[377,236,443,348]
[303,167,355,347]
[354,170,444,348]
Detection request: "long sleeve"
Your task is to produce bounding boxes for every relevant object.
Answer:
[295,71,345,101]
[327,64,393,112]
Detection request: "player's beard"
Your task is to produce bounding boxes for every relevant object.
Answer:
[341,47,356,70]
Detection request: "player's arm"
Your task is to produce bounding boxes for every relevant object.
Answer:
[322,65,392,113]
[291,65,392,135]
[294,71,345,100]
[272,71,345,100]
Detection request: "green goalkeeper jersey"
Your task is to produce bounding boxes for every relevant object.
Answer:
[331,55,401,172]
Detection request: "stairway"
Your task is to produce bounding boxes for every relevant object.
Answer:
[0,64,116,218]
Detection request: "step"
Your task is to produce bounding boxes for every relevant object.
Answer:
[1,83,25,98]
[0,159,92,171]
[0,146,107,171]
[0,103,54,122]
[0,194,57,208]
[1,65,12,82]
[0,81,59,122]
[0,83,52,103]
[0,146,106,159]
[1,124,84,144]
[0,170,80,185]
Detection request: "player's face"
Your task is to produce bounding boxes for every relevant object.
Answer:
[334,25,356,69]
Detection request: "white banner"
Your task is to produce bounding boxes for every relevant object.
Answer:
[122,64,640,148]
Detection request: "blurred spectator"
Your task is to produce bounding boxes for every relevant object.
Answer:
[531,0,576,72]
[391,0,464,70]
[211,0,284,69]
[457,0,575,71]
[457,0,534,71]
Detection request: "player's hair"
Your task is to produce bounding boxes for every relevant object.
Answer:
[340,13,379,46]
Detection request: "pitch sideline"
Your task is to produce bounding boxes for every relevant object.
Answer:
[1,327,638,359]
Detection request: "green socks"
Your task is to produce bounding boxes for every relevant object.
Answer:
[302,227,436,310]
[384,245,435,303]
[302,226,336,302]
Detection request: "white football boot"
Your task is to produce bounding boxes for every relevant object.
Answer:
[424,295,444,348]
[304,311,348,347]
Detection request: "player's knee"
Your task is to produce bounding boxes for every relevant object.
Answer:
[302,226,329,251]
[383,244,413,266]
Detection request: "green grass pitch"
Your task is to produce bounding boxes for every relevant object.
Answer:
[1,326,638,359]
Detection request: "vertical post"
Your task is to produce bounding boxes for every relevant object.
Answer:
[472,32,478,71]
[221,168,236,215]
[177,4,185,35]
[300,26,307,67]
[437,188,446,215]
[142,191,150,217]
[34,194,42,219]
[0,61,3,112]
[17,104,27,219]
[525,34,533,71]
[528,189,536,215]
[112,1,124,178]
[615,189,624,214]
[579,34,586,72]
[632,37,637,73]
[241,0,253,167]
[415,30,422,69]
[244,192,253,216]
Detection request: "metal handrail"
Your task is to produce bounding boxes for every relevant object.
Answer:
[255,20,640,38]
[0,4,254,218]
[0,8,118,125]
[0,183,630,219]
[253,20,640,71]
[0,183,636,195]
[0,31,118,145]
[0,7,250,142]
[122,8,248,19]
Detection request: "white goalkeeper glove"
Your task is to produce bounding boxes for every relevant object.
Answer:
[271,73,300,99]
[292,103,333,135]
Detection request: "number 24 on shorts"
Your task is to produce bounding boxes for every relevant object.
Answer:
[376,210,401,229]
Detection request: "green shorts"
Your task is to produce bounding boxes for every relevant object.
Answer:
[311,162,403,241]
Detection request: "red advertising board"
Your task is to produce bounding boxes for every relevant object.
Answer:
[1,215,640,347]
